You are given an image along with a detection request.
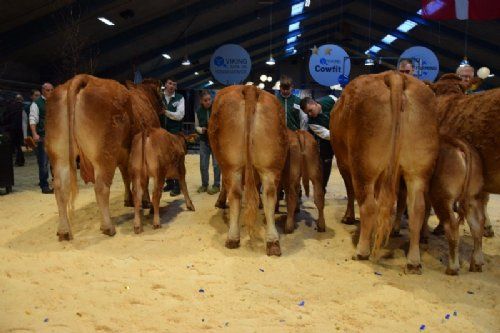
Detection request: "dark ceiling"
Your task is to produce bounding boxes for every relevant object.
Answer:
[0,0,498,88]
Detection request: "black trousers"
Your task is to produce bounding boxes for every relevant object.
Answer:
[318,138,334,189]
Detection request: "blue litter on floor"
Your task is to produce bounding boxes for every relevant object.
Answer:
[298,300,305,306]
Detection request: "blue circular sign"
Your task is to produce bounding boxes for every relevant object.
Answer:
[210,44,251,85]
[308,44,350,87]
[399,46,440,82]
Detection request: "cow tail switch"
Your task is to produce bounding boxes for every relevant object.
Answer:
[242,85,260,239]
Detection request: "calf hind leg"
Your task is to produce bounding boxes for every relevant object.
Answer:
[225,172,243,249]
[261,173,281,256]
[53,163,73,241]
[178,163,195,211]
[94,170,116,236]
[467,196,486,272]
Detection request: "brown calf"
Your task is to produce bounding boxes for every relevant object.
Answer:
[429,136,486,275]
[282,129,325,233]
[128,128,195,233]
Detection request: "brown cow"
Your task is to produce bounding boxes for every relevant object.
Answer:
[429,136,486,275]
[128,128,195,233]
[429,74,499,237]
[209,85,288,256]
[330,71,439,274]
[281,129,325,233]
[45,75,162,240]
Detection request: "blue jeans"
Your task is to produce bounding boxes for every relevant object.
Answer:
[199,140,220,187]
[36,140,50,189]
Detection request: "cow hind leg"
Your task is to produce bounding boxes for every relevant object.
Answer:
[131,173,144,234]
[151,175,163,229]
[284,181,297,234]
[482,194,494,237]
[467,196,486,272]
[393,180,406,237]
[354,185,376,260]
[119,164,133,207]
[309,163,326,232]
[261,172,281,256]
[94,171,116,237]
[225,171,242,249]
[339,166,358,225]
[178,163,195,211]
[405,178,426,274]
[53,163,73,241]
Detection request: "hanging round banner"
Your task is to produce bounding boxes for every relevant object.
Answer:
[210,44,251,85]
[308,44,350,87]
[399,46,439,81]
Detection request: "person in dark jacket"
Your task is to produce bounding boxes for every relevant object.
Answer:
[4,94,25,166]
[160,77,185,196]
[30,83,54,194]
[195,90,220,194]
[300,95,337,190]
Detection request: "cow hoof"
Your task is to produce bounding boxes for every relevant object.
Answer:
[420,236,429,244]
[215,202,227,209]
[445,267,459,276]
[124,199,134,207]
[57,232,72,241]
[341,216,359,225]
[101,226,116,237]
[225,239,240,249]
[266,241,281,257]
[352,254,370,261]
[483,226,494,238]
[284,225,295,234]
[134,226,143,234]
[187,203,195,211]
[469,262,483,273]
[405,264,423,275]
[317,225,326,233]
[142,201,151,209]
[152,224,162,230]
[432,225,445,236]
[391,230,401,238]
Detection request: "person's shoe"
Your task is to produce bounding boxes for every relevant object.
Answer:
[41,187,54,194]
[163,183,173,192]
[197,186,208,193]
[170,189,181,197]
[207,185,220,195]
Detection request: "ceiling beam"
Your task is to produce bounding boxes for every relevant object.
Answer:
[346,13,500,74]
[370,0,499,54]
[97,0,295,78]
[0,0,116,60]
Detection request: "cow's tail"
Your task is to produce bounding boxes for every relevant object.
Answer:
[373,72,405,257]
[242,85,260,239]
[297,130,310,197]
[66,74,89,216]
[444,135,472,224]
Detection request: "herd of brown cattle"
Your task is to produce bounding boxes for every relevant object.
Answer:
[45,70,499,275]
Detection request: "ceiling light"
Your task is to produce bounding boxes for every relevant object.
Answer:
[459,57,469,67]
[98,17,115,26]
[181,55,191,66]
[194,71,199,75]
[246,81,254,85]
[364,58,375,66]
[257,83,265,89]
[162,53,171,59]
[206,80,214,86]
[260,74,268,82]
[267,76,272,82]
[266,55,276,66]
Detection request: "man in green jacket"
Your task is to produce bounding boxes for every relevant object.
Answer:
[276,75,307,131]
[29,83,54,194]
[300,95,337,190]
[160,77,185,196]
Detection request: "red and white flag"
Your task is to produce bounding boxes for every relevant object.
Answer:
[422,0,500,20]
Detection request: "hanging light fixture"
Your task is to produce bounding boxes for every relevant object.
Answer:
[459,56,469,67]
[266,5,275,66]
[181,55,191,66]
[365,58,374,66]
